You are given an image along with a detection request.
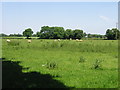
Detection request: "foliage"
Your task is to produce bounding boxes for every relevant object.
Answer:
[2,26,115,40]
[87,33,105,39]
[36,26,84,39]
[64,29,73,39]
[92,59,103,70]
[9,34,23,37]
[36,32,41,37]
[39,26,65,39]
[0,33,8,37]
[72,29,83,39]
[83,32,87,37]
[23,28,33,39]
[105,28,120,40]
[32,34,37,37]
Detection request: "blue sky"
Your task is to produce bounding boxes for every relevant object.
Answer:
[1,2,118,35]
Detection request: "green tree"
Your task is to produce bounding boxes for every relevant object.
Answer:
[53,27,65,39]
[105,28,120,40]
[83,32,87,37]
[73,29,83,39]
[23,28,33,39]
[87,33,92,38]
[36,32,40,37]
[64,29,73,39]
[40,26,52,39]
[37,26,85,39]
[0,33,8,37]
[39,26,65,39]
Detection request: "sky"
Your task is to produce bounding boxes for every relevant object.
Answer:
[1,2,118,35]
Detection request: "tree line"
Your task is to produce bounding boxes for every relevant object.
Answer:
[36,26,85,39]
[1,26,119,40]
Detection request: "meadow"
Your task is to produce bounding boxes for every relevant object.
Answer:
[2,39,118,88]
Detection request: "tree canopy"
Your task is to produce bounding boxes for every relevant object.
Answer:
[105,28,120,40]
[36,26,84,39]
[3,26,119,40]
[23,28,33,39]
[72,29,83,39]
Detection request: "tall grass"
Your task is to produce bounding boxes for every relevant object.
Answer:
[2,39,118,88]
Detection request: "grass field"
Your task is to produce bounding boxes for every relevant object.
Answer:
[2,39,118,88]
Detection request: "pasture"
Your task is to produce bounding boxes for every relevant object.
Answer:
[2,39,118,88]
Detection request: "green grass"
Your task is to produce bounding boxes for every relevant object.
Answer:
[1,36,39,39]
[2,39,118,88]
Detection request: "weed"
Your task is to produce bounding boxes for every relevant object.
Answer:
[46,61,58,69]
[79,56,86,63]
[92,59,103,70]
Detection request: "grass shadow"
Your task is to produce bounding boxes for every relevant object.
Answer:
[2,59,73,89]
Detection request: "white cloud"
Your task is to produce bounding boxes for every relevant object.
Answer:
[99,15,110,22]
